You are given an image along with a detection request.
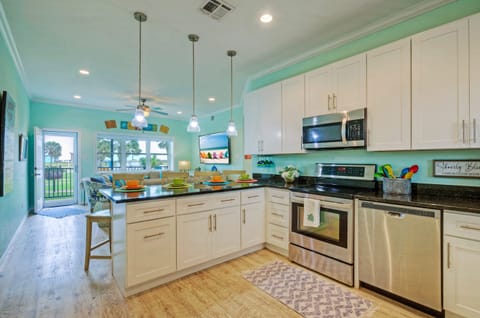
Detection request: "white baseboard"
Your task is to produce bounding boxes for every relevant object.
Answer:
[0,214,27,272]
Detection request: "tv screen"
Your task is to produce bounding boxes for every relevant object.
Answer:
[199,132,230,165]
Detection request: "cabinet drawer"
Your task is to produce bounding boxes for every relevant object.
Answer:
[445,211,480,241]
[268,203,289,228]
[126,199,175,223]
[268,189,290,205]
[214,192,241,209]
[177,195,214,215]
[266,223,289,250]
[241,189,265,205]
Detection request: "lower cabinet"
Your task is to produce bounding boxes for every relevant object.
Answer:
[444,211,480,318]
[266,188,290,255]
[126,216,176,287]
[240,189,266,249]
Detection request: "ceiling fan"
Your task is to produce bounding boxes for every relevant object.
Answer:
[116,98,168,116]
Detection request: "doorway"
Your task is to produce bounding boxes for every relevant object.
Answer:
[34,129,79,211]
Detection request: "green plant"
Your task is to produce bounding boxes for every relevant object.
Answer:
[278,165,300,182]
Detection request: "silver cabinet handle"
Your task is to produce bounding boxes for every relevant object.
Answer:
[272,234,284,240]
[221,198,235,202]
[332,93,337,110]
[462,120,466,143]
[460,225,480,231]
[327,94,331,110]
[248,195,259,199]
[387,211,404,218]
[143,208,164,214]
[188,203,205,207]
[213,214,217,231]
[144,232,164,240]
[447,242,451,269]
[242,209,246,224]
[271,212,284,218]
[474,118,477,144]
[208,215,212,232]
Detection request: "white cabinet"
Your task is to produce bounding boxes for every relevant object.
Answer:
[126,216,176,287]
[305,53,366,117]
[412,19,469,149]
[243,82,282,154]
[366,38,411,151]
[282,75,305,153]
[240,189,265,249]
[470,13,480,147]
[444,211,480,318]
[265,188,290,255]
[176,194,240,270]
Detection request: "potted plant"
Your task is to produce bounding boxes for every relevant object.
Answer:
[279,165,300,184]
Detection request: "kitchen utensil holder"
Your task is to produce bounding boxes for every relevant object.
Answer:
[382,178,411,195]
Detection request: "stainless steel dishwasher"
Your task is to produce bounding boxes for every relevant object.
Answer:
[358,200,441,315]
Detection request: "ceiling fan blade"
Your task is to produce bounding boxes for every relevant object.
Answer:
[116,108,133,112]
[151,109,168,116]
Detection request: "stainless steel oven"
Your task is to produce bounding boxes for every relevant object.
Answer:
[290,192,354,286]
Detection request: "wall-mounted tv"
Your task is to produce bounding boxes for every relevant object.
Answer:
[199,132,230,165]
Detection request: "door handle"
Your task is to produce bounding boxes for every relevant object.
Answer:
[208,215,212,232]
[332,93,337,110]
[447,242,451,269]
[387,211,404,218]
[213,214,217,231]
[462,120,466,143]
[341,115,347,144]
[242,209,246,224]
[327,94,331,110]
[474,118,477,144]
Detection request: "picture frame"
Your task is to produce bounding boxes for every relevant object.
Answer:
[433,160,480,178]
[19,134,28,161]
[0,90,16,196]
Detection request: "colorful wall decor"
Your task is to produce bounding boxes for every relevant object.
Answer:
[160,125,170,134]
[104,120,117,129]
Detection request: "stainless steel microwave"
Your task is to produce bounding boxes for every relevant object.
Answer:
[302,108,366,150]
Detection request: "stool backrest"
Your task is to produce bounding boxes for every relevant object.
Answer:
[222,170,246,181]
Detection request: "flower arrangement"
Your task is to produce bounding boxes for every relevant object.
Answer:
[279,165,300,183]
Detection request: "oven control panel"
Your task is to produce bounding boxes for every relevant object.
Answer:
[315,163,376,181]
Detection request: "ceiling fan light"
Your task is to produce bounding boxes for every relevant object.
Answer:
[131,115,148,129]
[187,115,200,132]
[134,108,145,121]
[226,120,238,136]
[143,108,151,117]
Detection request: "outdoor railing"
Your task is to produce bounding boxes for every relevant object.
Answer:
[44,167,74,200]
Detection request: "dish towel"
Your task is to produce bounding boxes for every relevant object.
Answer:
[303,198,320,227]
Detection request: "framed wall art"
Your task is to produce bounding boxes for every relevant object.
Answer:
[0,90,16,196]
[19,134,28,161]
[433,160,480,178]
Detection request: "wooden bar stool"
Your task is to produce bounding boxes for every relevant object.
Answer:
[84,209,112,271]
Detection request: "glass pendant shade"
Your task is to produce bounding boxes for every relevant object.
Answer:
[187,115,200,132]
[226,120,238,136]
[226,50,237,136]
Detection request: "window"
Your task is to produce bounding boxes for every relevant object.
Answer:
[96,134,173,172]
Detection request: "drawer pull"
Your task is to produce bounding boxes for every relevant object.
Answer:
[242,209,246,224]
[460,225,480,231]
[271,212,284,218]
[272,234,284,240]
[209,215,212,232]
[188,203,205,207]
[248,195,259,199]
[221,198,235,202]
[447,242,451,269]
[144,232,164,239]
[272,195,284,199]
[143,209,164,214]
[213,214,217,231]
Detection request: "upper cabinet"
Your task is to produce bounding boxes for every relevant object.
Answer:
[305,53,366,117]
[470,13,480,147]
[411,19,469,149]
[366,38,411,151]
[282,75,305,153]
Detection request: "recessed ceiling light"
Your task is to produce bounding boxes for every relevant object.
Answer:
[73,95,82,99]
[79,69,90,75]
[260,14,273,23]
[208,97,216,102]
[177,111,183,115]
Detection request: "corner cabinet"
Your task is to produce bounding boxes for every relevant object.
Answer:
[282,75,305,153]
[240,189,266,249]
[366,38,411,151]
[470,13,480,147]
[411,18,470,149]
[444,211,480,318]
[305,53,366,117]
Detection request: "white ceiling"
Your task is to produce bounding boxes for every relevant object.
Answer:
[1,0,450,120]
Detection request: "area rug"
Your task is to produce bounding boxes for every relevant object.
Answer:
[36,206,87,218]
[243,261,375,318]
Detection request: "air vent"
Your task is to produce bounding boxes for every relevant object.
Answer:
[201,0,234,20]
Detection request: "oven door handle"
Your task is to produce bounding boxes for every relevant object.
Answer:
[320,201,351,210]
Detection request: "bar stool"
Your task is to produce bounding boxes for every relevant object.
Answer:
[84,209,112,271]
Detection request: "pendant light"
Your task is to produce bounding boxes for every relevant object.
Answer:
[226,50,238,136]
[186,34,200,132]
[131,12,148,129]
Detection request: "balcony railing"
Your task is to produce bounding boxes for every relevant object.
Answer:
[44,167,74,200]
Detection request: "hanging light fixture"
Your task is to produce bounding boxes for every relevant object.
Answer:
[187,34,200,133]
[131,12,148,129]
[226,50,238,136]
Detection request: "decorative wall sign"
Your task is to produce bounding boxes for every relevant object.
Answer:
[0,91,16,196]
[19,134,28,161]
[160,125,169,134]
[104,120,117,129]
[433,160,480,178]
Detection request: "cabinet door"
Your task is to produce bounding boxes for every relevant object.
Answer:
[258,82,282,154]
[305,65,332,116]
[212,206,241,258]
[243,90,260,154]
[470,13,480,147]
[176,211,212,270]
[412,19,469,149]
[126,217,176,287]
[332,53,366,112]
[444,236,480,317]
[282,74,305,153]
[241,201,266,249]
[367,38,411,151]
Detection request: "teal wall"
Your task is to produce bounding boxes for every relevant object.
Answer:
[190,106,244,172]
[29,101,192,206]
[249,0,480,187]
[0,31,30,257]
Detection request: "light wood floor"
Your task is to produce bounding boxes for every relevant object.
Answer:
[0,211,433,318]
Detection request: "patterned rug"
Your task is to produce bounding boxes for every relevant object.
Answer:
[36,206,87,218]
[243,261,375,318]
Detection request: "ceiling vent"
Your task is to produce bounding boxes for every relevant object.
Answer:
[200,0,234,20]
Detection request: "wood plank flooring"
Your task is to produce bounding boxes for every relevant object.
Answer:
[0,212,432,318]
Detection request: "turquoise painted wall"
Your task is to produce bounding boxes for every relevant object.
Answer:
[29,101,192,206]
[249,0,480,187]
[190,106,244,172]
[0,31,30,257]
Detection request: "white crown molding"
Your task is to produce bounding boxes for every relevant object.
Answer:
[248,0,455,82]
[0,2,30,97]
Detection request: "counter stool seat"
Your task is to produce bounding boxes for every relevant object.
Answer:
[84,209,112,271]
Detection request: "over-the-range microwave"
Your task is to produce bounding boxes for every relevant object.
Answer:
[302,108,366,150]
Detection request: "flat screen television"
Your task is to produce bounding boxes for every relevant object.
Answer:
[198,132,230,165]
